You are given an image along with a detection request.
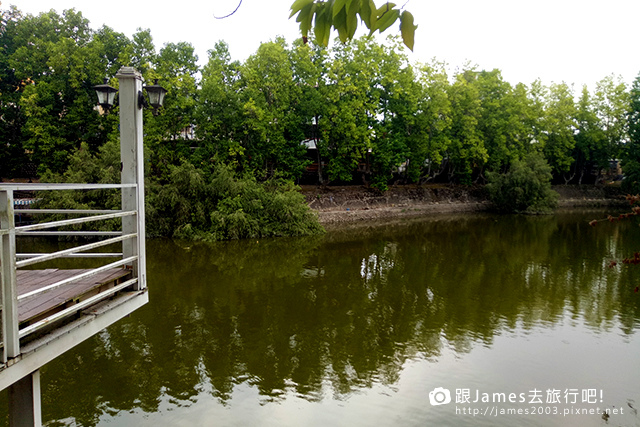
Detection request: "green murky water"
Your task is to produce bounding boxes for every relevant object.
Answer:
[2,211,640,426]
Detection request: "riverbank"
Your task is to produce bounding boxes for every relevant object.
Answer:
[301,184,628,226]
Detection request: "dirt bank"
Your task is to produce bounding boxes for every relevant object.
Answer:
[300,184,627,226]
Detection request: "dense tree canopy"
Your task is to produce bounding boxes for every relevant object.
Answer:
[0,5,636,191]
[623,73,640,194]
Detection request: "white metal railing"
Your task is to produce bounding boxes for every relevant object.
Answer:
[15,234,135,268]
[17,277,139,339]
[0,68,149,426]
[17,256,138,301]
[0,183,145,363]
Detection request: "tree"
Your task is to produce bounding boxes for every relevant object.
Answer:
[120,28,155,76]
[540,82,577,181]
[593,75,629,163]
[572,86,607,184]
[289,40,329,183]
[145,162,324,240]
[145,40,200,178]
[194,41,244,174]
[9,9,125,174]
[365,37,418,190]
[238,38,308,179]
[445,68,486,184]
[289,0,417,51]
[486,152,558,213]
[0,6,28,178]
[622,73,640,194]
[526,79,548,154]
[319,37,377,183]
[406,60,452,183]
[476,70,531,177]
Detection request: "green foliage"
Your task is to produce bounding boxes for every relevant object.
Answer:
[572,86,608,183]
[446,69,487,184]
[318,38,377,183]
[35,140,122,232]
[195,39,313,180]
[0,6,28,177]
[1,3,637,197]
[406,61,451,183]
[3,8,129,175]
[476,70,532,175]
[147,162,324,240]
[621,161,640,194]
[289,0,417,51]
[367,38,418,190]
[623,73,640,194]
[37,143,324,240]
[193,41,244,173]
[143,39,200,178]
[486,152,559,213]
[540,82,577,178]
[593,75,629,161]
[238,38,309,178]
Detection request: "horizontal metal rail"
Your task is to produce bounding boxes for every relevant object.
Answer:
[16,233,136,268]
[14,209,123,215]
[13,211,135,234]
[18,278,139,339]
[18,231,122,237]
[17,256,137,301]
[17,253,122,259]
[0,183,136,191]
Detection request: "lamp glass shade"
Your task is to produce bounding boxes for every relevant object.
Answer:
[144,80,167,110]
[93,79,118,108]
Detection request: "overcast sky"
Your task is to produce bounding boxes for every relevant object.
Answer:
[5,0,640,90]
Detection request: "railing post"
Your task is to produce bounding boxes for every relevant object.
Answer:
[116,67,147,291]
[1,189,20,360]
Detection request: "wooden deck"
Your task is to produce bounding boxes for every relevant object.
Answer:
[16,268,133,328]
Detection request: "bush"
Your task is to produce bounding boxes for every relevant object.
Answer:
[36,145,324,241]
[34,140,123,234]
[621,160,640,194]
[621,140,640,194]
[486,152,559,213]
[147,162,324,240]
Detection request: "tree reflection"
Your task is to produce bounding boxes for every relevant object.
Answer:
[3,212,637,426]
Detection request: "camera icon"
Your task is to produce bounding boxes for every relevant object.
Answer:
[429,387,452,406]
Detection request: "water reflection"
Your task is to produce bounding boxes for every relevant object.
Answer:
[2,212,639,426]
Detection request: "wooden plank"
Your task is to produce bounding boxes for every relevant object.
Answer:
[18,257,136,301]
[17,269,63,290]
[18,270,130,323]
[16,268,132,325]
[19,278,138,338]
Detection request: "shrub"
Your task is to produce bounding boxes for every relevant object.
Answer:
[34,140,123,234]
[36,145,324,241]
[621,149,640,194]
[147,162,324,240]
[486,152,559,213]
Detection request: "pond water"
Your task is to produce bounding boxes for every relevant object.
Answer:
[1,211,640,426]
